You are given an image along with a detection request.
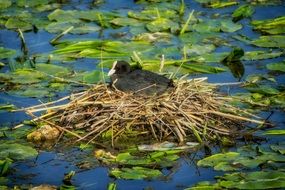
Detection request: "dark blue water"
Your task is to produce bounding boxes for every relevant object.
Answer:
[1,0,285,189]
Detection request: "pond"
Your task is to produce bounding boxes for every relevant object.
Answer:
[0,0,285,189]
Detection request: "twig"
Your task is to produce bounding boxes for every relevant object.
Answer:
[50,26,74,45]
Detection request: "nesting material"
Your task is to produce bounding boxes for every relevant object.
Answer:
[20,78,264,145]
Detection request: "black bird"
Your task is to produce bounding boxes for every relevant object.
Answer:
[108,61,173,95]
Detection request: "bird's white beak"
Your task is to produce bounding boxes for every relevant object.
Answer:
[108,61,117,76]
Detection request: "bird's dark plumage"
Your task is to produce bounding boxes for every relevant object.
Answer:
[108,61,173,95]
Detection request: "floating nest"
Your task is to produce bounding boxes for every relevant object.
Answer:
[19,78,264,146]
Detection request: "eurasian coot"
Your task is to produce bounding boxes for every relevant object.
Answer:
[108,61,173,95]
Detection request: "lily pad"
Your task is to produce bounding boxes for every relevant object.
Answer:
[252,35,285,48]
[251,16,285,34]
[266,61,285,72]
[245,85,279,95]
[0,47,16,59]
[146,18,178,33]
[202,1,238,8]
[184,44,216,55]
[82,70,107,84]
[110,167,162,180]
[220,19,242,32]
[232,5,254,22]
[10,69,46,84]
[10,86,52,98]
[243,51,283,60]
[16,0,49,7]
[36,63,70,77]
[128,8,177,21]
[0,142,38,160]
[197,152,240,167]
[45,20,100,34]
[180,62,225,74]
[219,171,285,189]
[0,0,11,9]
[271,145,285,154]
[5,17,33,31]
[110,17,141,27]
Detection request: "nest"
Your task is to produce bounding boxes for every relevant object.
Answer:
[18,78,264,146]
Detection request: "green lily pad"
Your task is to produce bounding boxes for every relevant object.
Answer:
[232,5,254,22]
[110,167,162,180]
[5,17,33,31]
[219,171,285,189]
[271,145,285,154]
[0,142,38,160]
[0,47,16,59]
[243,51,283,60]
[110,17,141,27]
[252,35,285,48]
[251,16,285,34]
[45,20,100,34]
[184,44,216,55]
[10,69,46,84]
[82,70,107,84]
[128,8,177,21]
[146,18,179,33]
[36,63,70,77]
[133,32,172,42]
[213,162,238,171]
[193,21,220,33]
[201,1,238,8]
[180,63,225,74]
[16,0,49,7]
[10,87,52,98]
[220,19,242,32]
[0,0,11,9]
[245,85,279,95]
[233,157,264,169]
[179,32,219,44]
[197,152,240,167]
[266,61,285,72]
